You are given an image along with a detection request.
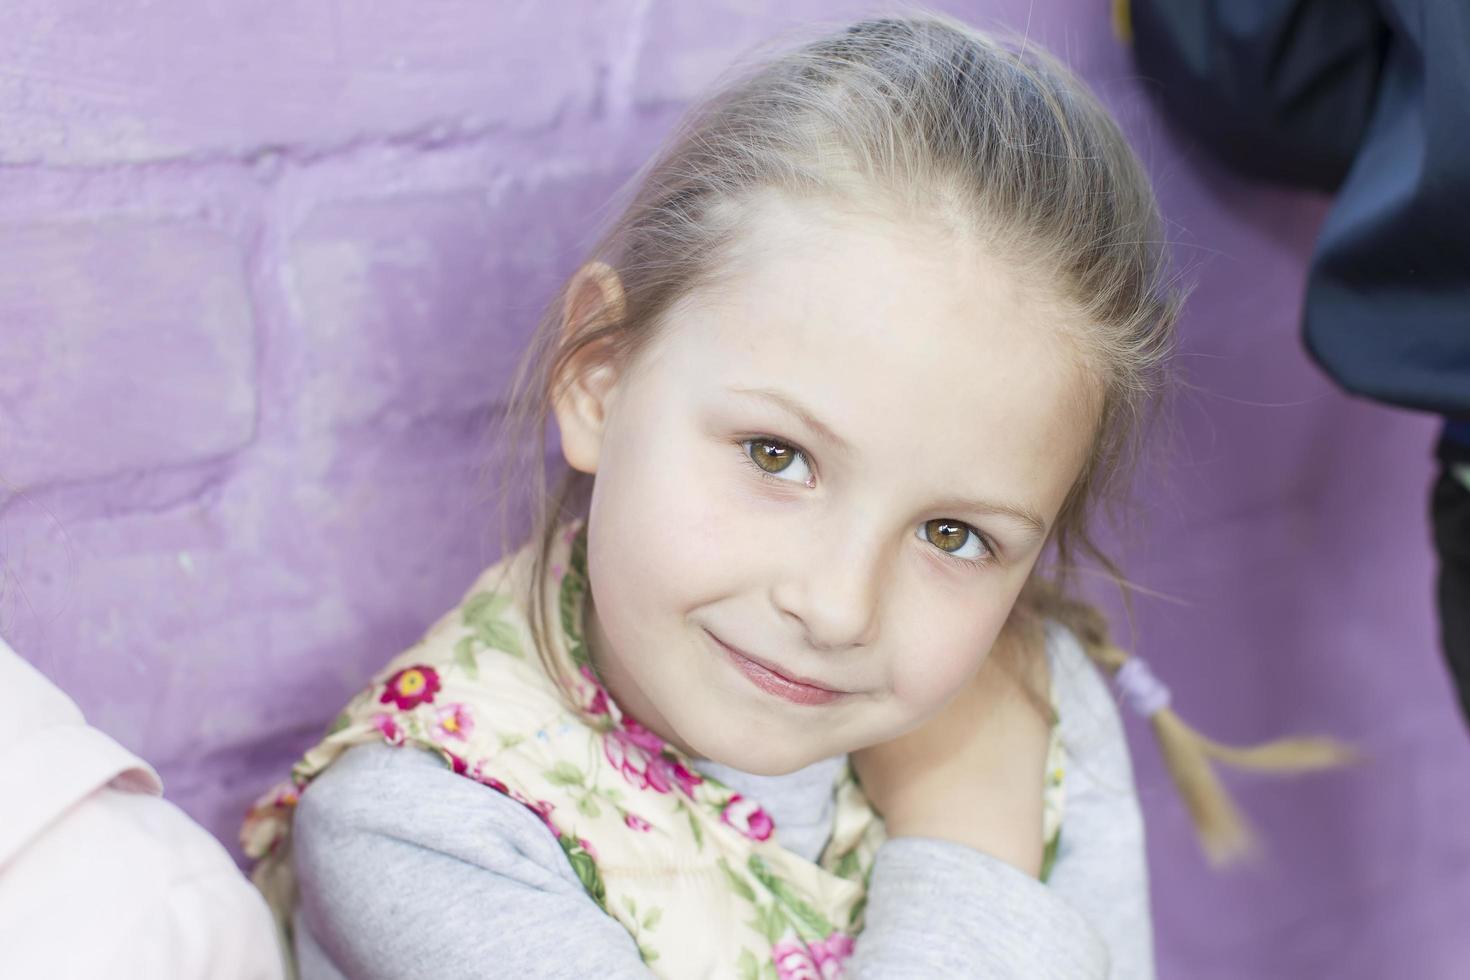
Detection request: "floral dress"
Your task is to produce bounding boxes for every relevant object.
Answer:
[242,517,1066,980]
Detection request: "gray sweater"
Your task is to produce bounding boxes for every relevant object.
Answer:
[289,625,1155,978]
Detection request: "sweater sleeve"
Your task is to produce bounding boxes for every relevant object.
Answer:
[845,622,1153,980]
[290,741,652,980]
[291,626,1152,980]
[845,837,1111,978]
[1040,623,1156,979]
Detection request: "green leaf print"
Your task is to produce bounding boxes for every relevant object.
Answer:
[720,857,757,902]
[560,835,606,910]
[576,795,602,818]
[476,618,524,659]
[459,590,523,660]
[1040,828,1061,884]
[559,529,591,670]
[453,635,480,679]
[546,760,586,787]
[747,855,835,940]
[462,590,512,621]
[686,806,705,850]
[324,711,352,736]
[833,848,861,881]
[618,896,663,965]
[737,948,761,980]
[750,903,785,944]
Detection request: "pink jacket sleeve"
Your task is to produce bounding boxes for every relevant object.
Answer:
[0,637,285,980]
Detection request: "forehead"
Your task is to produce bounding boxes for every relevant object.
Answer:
[651,192,1099,517]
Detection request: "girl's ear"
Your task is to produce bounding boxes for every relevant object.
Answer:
[552,261,629,475]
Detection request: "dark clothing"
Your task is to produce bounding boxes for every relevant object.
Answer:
[1435,437,1470,725]
[1129,0,1470,419]
[1128,0,1470,727]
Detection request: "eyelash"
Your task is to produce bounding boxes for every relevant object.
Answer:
[734,436,999,570]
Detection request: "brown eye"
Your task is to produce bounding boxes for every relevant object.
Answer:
[919,519,992,566]
[748,439,794,473]
[923,519,968,552]
[740,438,815,487]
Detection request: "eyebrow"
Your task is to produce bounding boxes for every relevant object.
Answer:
[724,384,1050,537]
[727,385,856,455]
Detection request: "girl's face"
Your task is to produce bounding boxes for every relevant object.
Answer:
[557,191,1099,775]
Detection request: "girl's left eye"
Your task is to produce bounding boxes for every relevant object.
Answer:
[916,519,994,569]
[739,437,816,488]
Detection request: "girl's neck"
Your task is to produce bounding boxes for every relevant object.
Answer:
[583,592,704,759]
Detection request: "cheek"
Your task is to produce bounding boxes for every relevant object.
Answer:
[586,417,731,626]
[886,608,1010,715]
[889,643,983,714]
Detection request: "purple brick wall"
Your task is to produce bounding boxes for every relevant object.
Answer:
[3,2,1466,977]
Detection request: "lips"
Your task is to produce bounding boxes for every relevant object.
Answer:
[707,630,848,707]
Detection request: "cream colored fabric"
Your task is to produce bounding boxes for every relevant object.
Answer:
[244,517,1064,979]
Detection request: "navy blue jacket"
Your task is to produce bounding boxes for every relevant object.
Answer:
[1127,0,1470,430]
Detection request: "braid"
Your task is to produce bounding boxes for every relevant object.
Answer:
[1016,577,1363,867]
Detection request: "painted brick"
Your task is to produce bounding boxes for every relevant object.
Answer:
[0,0,637,165]
[285,174,626,434]
[0,217,256,492]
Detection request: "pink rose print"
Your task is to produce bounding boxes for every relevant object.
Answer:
[432,703,475,741]
[772,939,822,980]
[250,778,303,812]
[720,794,774,842]
[379,665,441,709]
[466,765,561,836]
[619,718,664,753]
[579,837,599,860]
[603,719,704,797]
[526,797,558,832]
[241,778,308,859]
[473,768,511,796]
[603,729,649,788]
[670,761,702,796]
[624,813,653,832]
[371,712,404,746]
[813,933,855,979]
[580,665,610,716]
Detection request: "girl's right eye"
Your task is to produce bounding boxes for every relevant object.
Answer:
[738,437,816,489]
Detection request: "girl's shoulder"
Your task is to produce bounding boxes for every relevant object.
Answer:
[293,739,563,861]
[287,740,642,977]
[1040,619,1139,794]
[1041,619,1120,723]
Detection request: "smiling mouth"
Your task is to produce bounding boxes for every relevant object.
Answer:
[706,630,848,707]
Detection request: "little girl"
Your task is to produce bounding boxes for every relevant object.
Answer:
[242,11,1355,978]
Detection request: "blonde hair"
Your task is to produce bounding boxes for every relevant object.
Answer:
[483,7,1361,868]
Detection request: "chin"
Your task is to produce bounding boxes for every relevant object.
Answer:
[680,719,833,777]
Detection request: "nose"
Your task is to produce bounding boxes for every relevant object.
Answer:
[771,522,887,652]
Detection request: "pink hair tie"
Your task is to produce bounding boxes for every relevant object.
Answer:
[1114,657,1171,718]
